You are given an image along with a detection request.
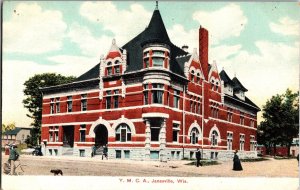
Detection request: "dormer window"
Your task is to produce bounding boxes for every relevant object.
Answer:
[107,67,112,75]
[191,70,195,82]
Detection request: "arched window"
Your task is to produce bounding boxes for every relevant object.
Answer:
[191,70,195,82]
[190,128,199,144]
[115,60,120,65]
[196,73,200,83]
[115,124,131,142]
[211,130,219,146]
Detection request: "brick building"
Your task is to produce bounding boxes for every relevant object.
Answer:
[41,6,260,160]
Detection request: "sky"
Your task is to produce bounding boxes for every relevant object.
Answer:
[2,1,299,127]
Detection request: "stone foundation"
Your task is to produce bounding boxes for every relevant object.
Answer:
[42,146,257,160]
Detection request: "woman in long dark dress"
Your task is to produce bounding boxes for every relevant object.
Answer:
[233,150,243,171]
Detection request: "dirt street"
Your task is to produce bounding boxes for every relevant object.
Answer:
[1,153,298,177]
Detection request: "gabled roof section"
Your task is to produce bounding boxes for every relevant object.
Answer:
[219,70,235,86]
[106,39,122,59]
[122,8,188,76]
[232,77,248,92]
[176,54,191,72]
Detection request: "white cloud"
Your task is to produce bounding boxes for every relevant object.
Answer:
[47,55,99,76]
[270,17,299,36]
[3,57,99,127]
[210,44,242,64]
[193,4,247,45]
[168,24,198,52]
[79,2,152,46]
[67,23,113,57]
[3,3,67,54]
[214,41,299,122]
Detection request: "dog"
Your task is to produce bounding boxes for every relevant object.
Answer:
[50,169,63,176]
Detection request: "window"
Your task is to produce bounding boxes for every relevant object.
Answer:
[191,70,194,82]
[124,150,130,159]
[55,97,60,113]
[107,67,112,75]
[116,150,121,159]
[144,85,149,105]
[113,90,119,108]
[227,132,233,150]
[173,90,180,108]
[250,119,255,127]
[81,94,87,111]
[152,57,164,67]
[240,134,245,151]
[115,124,131,142]
[250,136,256,151]
[151,127,160,141]
[196,73,200,83]
[49,129,53,142]
[80,125,86,142]
[152,84,164,104]
[50,98,55,114]
[211,130,219,146]
[190,128,199,144]
[106,91,111,109]
[55,131,59,142]
[145,58,150,68]
[67,96,72,112]
[172,124,180,142]
[227,112,233,122]
[240,113,245,125]
[198,103,201,114]
[115,66,120,74]
[113,96,119,108]
[79,150,85,157]
[190,101,193,112]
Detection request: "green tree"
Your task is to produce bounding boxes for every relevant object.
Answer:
[281,89,299,156]
[2,122,16,132]
[23,73,76,146]
[257,89,299,156]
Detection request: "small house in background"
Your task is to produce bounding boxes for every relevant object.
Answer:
[2,127,31,147]
[290,138,299,157]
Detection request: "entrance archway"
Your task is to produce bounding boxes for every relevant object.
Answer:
[94,125,108,147]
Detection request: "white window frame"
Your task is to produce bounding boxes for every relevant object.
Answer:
[227,132,233,150]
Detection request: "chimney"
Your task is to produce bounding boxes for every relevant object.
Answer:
[199,26,209,80]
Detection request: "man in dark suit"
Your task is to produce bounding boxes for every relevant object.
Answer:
[196,148,202,167]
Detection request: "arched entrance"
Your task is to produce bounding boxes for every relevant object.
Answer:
[94,124,108,147]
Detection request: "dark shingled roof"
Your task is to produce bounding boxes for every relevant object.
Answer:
[3,127,30,135]
[224,94,260,112]
[232,77,248,92]
[219,70,235,86]
[122,9,188,76]
[176,55,192,73]
[76,63,100,82]
[75,9,188,82]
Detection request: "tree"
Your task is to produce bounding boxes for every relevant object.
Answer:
[2,122,16,132]
[23,73,76,146]
[257,89,299,156]
[281,89,299,156]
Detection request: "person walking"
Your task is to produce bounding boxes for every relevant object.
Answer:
[91,144,96,157]
[8,144,19,175]
[102,144,108,160]
[233,149,243,171]
[195,148,202,167]
[297,154,299,166]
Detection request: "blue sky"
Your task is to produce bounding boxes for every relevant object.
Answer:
[2,1,299,127]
